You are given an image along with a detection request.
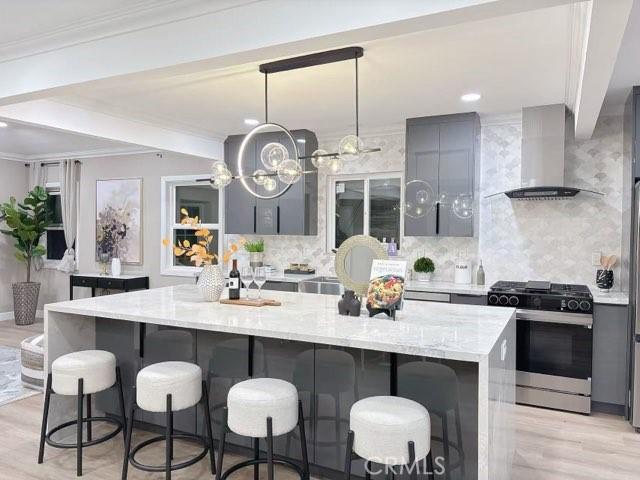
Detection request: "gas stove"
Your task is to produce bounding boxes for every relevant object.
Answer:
[488,280,593,314]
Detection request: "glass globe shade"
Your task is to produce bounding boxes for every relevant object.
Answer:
[452,194,474,219]
[405,180,435,218]
[211,167,232,188]
[260,142,289,171]
[263,177,277,192]
[211,160,228,174]
[338,135,364,161]
[252,169,268,186]
[311,149,329,169]
[328,156,344,173]
[277,159,302,185]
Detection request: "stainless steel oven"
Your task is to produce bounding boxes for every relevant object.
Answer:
[515,309,593,414]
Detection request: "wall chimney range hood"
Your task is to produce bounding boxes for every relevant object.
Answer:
[487,104,603,200]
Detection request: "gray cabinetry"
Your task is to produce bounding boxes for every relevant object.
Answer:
[451,293,487,305]
[224,129,318,235]
[626,86,640,179]
[592,304,629,411]
[405,113,479,237]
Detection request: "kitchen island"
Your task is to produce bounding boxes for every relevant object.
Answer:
[44,285,515,480]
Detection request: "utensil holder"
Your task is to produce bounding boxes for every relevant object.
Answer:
[596,269,614,291]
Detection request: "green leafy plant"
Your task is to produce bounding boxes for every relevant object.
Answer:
[244,239,265,253]
[0,186,51,283]
[413,256,435,274]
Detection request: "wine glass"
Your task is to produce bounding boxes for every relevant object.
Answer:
[241,266,254,299]
[254,267,267,299]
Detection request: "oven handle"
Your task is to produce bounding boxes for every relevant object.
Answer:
[515,309,593,327]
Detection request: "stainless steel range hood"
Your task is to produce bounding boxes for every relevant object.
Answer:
[487,104,603,200]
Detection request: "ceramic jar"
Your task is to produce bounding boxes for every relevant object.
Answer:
[197,264,225,302]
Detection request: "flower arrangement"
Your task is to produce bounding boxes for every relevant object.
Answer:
[163,210,244,266]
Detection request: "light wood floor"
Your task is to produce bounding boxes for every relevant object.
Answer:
[1,320,640,479]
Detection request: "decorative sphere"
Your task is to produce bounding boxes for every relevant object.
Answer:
[252,169,268,186]
[416,189,429,205]
[311,149,329,168]
[211,167,232,188]
[328,156,344,173]
[452,194,474,219]
[263,177,277,192]
[277,159,302,185]
[260,142,289,171]
[211,160,228,174]
[405,180,435,218]
[338,135,364,161]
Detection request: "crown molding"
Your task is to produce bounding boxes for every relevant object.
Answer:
[317,123,405,143]
[0,146,157,163]
[480,112,522,126]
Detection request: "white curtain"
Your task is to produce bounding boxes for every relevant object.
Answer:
[28,162,44,191]
[57,160,79,273]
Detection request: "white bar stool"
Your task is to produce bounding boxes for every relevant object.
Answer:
[38,350,126,477]
[122,361,216,480]
[216,377,310,480]
[344,396,435,480]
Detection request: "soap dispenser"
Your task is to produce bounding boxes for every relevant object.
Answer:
[476,259,485,285]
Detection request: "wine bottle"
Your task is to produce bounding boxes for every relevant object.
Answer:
[229,259,240,300]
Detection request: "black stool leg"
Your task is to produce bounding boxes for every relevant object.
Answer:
[266,417,274,480]
[426,451,435,480]
[38,373,52,464]
[201,380,217,475]
[166,394,172,480]
[442,412,451,480]
[455,405,465,478]
[298,400,310,479]
[116,367,127,445]
[216,407,228,480]
[122,396,136,480]
[77,378,84,477]
[344,430,354,480]
[86,394,92,442]
[253,438,260,480]
[408,441,417,480]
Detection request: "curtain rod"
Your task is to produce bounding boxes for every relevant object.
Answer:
[24,160,83,167]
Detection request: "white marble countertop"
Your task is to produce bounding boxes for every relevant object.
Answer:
[589,288,629,305]
[45,285,515,362]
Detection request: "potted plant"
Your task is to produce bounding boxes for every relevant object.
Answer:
[0,186,50,325]
[413,256,435,282]
[244,239,265,268]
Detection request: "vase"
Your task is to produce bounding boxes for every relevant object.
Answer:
[197,264,225,302]
[111,257,122,277]
[12,282,40,325]
[250,251,264,269]
[418,272,433,282]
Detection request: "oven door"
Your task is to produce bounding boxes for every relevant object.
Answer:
[516,309,593,395]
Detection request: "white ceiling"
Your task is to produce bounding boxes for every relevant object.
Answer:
[0,120,137,160]
[56,3,575,139]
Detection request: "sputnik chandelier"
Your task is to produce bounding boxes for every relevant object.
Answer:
[207,47,380,199]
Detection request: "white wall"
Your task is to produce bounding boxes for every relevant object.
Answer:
[0,159,28,312]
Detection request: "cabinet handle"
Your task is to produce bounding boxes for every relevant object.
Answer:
[277,206,280,233]
[253,206,257,233]
[435,202,440,235]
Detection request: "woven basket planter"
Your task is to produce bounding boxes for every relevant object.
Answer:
[12,282,40,326]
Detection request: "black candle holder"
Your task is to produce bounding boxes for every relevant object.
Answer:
[596,269,614,291]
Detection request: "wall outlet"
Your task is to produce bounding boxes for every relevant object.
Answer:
[591,252,601,266]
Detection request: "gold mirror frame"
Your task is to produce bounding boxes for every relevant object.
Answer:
[334,235,388,297]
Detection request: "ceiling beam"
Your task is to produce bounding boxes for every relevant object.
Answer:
[0,100,223,159]
[0,0,582,106]
[573,0,633,139]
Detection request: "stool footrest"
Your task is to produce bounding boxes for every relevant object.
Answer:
[219,456,307,480]
[45,416,123,449]
[128,433,209,473]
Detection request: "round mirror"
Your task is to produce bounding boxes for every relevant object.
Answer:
[335,235,388,297]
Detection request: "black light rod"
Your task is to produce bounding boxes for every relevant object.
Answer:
[259,46,363,74]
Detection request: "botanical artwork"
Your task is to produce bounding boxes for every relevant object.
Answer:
[96,178,142,264]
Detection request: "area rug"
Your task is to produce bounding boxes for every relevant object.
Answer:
[0,346,40,407]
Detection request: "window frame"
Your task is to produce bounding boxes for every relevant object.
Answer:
[326,171,404,253]
[160,175,225,277]
[43,182,64,268]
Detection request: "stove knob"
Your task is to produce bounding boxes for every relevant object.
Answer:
[567,299,579,311]
[488,294,499,305]
[579,300,591,312]
[499,295,509,305]
[508,296,519,306]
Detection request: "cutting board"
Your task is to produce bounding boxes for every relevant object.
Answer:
[219,298,282,307]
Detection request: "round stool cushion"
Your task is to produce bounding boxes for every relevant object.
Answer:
[51,350,116,396]
[21,334,44,391]
[137,361,202,413]
[227,378,298,438]
[398,361,459,414]
[350,396,431,466]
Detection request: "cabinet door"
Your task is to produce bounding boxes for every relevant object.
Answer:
[451,293,487,305]
[254,132,282,235]
[225,137,256,234]
[438,120,474,237]
[404,121,439,236]
[634,93,640,178]
[592,305,629,408]
[278,132,305,234]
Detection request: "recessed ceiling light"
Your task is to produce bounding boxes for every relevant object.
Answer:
[461,93,481,102]
[0,121,8,128]
[244,118,259,126]
[296,138,306,144]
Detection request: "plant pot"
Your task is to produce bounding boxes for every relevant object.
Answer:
[249,251,264,269]
[12,282,40,325]
[197,264,225,302]
[417,272,433,282]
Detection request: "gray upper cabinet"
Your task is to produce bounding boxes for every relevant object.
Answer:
[405,112,479,237]
[224,129,318,235]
